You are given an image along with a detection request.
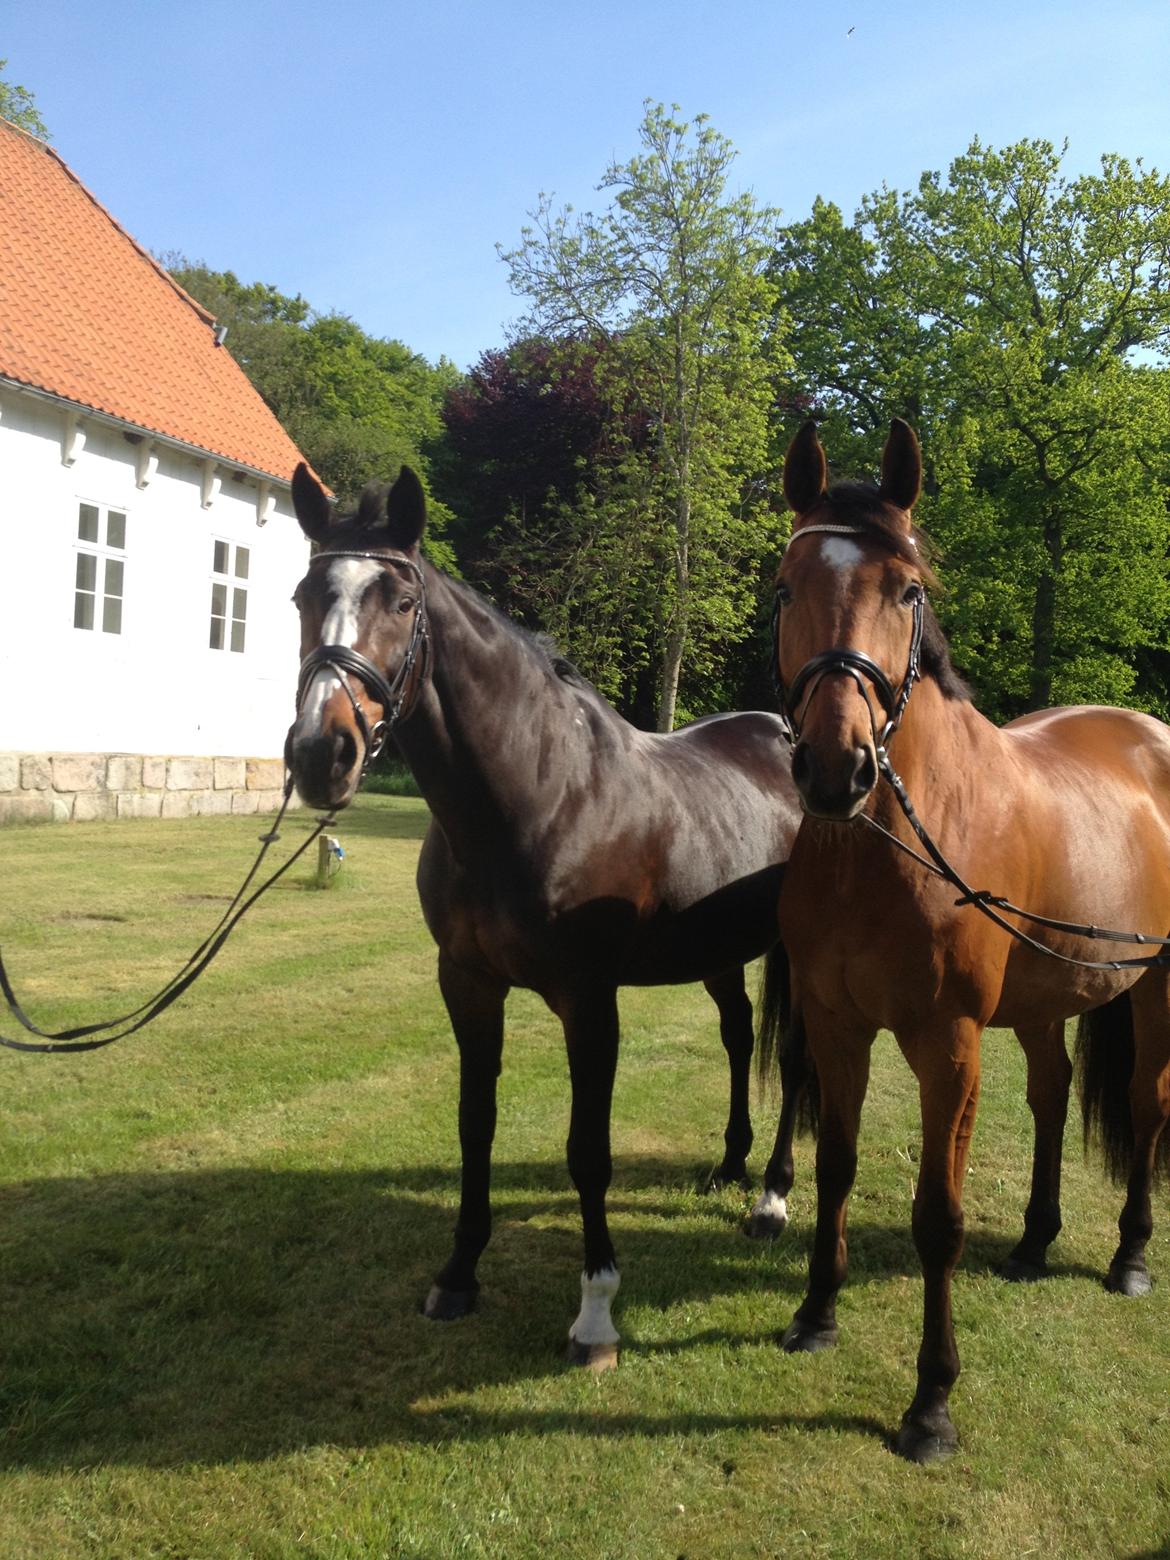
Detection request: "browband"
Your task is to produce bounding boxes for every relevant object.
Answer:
[785,523,917,549]
[310,548,424,573]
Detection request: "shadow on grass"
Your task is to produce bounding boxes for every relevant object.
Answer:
[0,1156,1106,1472]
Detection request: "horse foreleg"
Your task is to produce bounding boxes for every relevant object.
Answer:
[1002,1021,1071,1281]
[747,1007,809,1238]
[893,1020,982,1465]
[424,954,508,1321]
[563,989,621,1370]
[1106,974,1170,1297]
[781,1003,873,1351]
[703,968,754,1190]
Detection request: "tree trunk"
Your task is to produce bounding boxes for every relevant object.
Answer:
[1028,512,1062,710]
[656,482,690,732]
[656,624,686,732]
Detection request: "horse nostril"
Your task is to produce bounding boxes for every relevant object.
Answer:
[331,728,358,780]
[851,745,877,797]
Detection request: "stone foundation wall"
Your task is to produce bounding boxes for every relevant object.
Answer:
[0,753,294,824]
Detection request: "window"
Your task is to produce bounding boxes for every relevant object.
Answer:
[74,503,126,634]
[210,540,249,652]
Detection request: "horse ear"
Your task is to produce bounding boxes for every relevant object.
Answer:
[291,462,333,542]
[879,419,922,513]
[783,421,828,516]
[384,465,427,549]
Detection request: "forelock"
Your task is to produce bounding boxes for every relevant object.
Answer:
[796,480,938,587]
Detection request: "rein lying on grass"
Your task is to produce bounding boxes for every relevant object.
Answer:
[0,782,336,1054]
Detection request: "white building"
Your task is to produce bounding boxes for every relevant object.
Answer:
[0,118,313,821]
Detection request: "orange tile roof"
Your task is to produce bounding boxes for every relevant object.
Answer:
[0,118,308,484]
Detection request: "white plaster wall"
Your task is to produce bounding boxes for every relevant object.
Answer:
[0,390,309,756]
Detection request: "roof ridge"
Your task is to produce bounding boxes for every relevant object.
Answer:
[0,115,307,482]
[0,115,216,330]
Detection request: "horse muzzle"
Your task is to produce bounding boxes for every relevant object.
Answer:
[791,737,878,820]
[285,718,363,810]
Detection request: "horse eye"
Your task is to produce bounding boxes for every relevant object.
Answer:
[397,596,415,615]
[775,582,792,606]
[902,583,923,606]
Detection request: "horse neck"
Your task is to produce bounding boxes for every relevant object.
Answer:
[868,676,997,840]
[393,566,593,856]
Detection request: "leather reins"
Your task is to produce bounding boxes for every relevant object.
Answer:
[773,523,1170,972]
[0,551,433,1055]
[0,780,335,1053]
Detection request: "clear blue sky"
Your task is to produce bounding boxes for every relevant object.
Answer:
[6,0,1169,372]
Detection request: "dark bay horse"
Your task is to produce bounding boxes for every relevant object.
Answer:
[285,463,804,1366]
[770,418,1170,1461]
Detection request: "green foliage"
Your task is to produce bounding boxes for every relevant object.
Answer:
[501,103,784,729]
[773,140,1170,719]
[0,59,50,140]
[167,260,461,570]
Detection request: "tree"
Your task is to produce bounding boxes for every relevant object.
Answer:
[436,336,620,568]
[431,337,664,715]
[772,140,1170,719]
[501,102,783,730]
[167,262,460,565]
[0,60,50,140]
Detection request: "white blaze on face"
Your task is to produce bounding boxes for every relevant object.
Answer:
[569,1265,621,1348]
[297,558,382,736]
[817,535,866,573]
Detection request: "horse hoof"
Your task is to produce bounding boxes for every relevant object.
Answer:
[423,1284,478,1321]
[566,1338,619,1372]
[745,1191,788,1240]
[1105,1263,1152,1297]
[703,1165,750,1194]
[745,1209,786,1240]
[780,1317,836,1353]
[893,1414,958,1465]
[998,1254,1047,1283]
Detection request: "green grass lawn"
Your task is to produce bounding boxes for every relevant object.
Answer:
[0,796,1167,1558]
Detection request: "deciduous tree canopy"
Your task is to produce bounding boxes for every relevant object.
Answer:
[167,261,460,567]
[772,138,1170,719]
[500,102,784,730]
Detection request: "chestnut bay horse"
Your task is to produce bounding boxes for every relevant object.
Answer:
[769,418,1170,1461]
[284,463,805,1366]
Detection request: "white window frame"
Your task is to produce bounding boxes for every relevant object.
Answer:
[73,501,127,636]
[209,538,250,654]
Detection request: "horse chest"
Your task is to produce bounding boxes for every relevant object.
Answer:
[780,851,987,1030]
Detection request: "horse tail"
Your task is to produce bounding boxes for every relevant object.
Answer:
[755,942,819,1135]
[1076,990,1170,1187]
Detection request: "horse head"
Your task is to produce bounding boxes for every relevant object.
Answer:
[286,464,430,810]
[775,418,930,820]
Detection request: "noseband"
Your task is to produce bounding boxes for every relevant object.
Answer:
[295,549,431,770]
[772,523,924,754]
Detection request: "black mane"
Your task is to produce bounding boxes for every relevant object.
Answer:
[438,572,599,697]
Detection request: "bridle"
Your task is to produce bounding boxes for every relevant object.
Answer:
[295,548,431,771]
[772,523,924,755]
[771,522,1170,972]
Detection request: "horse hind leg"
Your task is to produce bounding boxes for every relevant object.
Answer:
[1001,1021,1071,1282]
[1085,975,1170,1297]
[424,954,508,1321]
[703,968,754,1191]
